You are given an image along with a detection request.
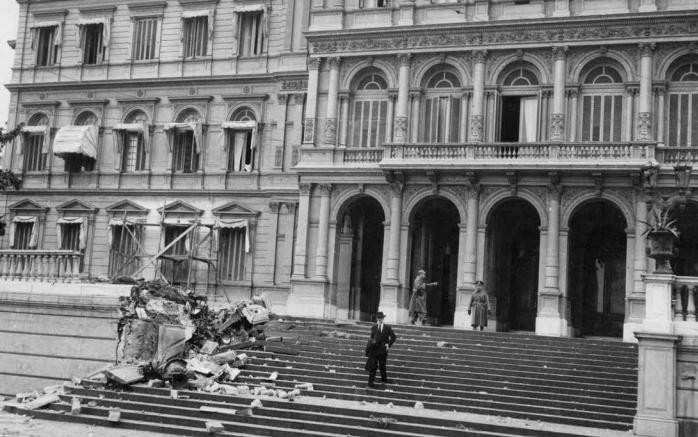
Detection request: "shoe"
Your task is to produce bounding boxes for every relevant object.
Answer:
[367,382,376,389]
[381,379,394,384]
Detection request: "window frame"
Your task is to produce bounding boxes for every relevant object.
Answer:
[33,25,60,67]
[578,65,625,143]
[349,72,389,148]
[218,226,247,282]
[422,70,463,143]
[130,16,160,62]
[237,11,265,57]
[666,61,698,148]
[108,221,143,278]
[181,15,209,59]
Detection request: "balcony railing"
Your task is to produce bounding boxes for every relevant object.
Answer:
[673,276,698,322]
[656,146,698,164]
[342,148,384,164]
[0,250,83,283]
[380,141,655,169]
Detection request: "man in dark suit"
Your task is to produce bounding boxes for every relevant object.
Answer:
[365,311,397,388]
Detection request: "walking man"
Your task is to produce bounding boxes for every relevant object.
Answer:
[365,312,397,388]
[408,269,438,325]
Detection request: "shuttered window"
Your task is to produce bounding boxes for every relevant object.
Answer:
[581,95,623,142]
[123,133,146,172]
[132,17,158,61]
[668,93,698,147]
[173,131,198,173]
[239,13,264,57]
[109,224,142,277]
[61,223,81,251]
[14,223,34,250]
[23,135,47,172]
[219,228,246,281]
[82,24,104,64]
[182,16,208,58]
[35,26,58,66]
[349,72,389,148]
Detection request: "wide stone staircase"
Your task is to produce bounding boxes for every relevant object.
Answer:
[4,318,639,436]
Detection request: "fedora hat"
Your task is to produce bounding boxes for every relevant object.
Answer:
[475,280,484,286]
[376,311,386,319]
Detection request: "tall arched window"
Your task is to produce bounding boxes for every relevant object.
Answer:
[423,69,462,143]
[22,113,49,172]
[498,62,541,142]
[226,108,257,172]
[173,109,201,173]
[349,69,389,148]
[667,56,698,147]
[580,63,624,142]
[121,110,148,172]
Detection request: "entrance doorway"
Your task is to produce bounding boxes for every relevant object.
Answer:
[336,197,384,322]
[672,202,698,277]
[568,201,627,337]
[500,96,538,142]
[486,199,540,331]
[409,197,460,325]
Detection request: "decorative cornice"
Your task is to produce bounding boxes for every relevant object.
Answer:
[67,99,109,107]
[127,1,167,11]
[79,6,117,14]
[308,13,698,55]
[221,94,269,102]
[32,9,68,18]
[116,97,161,105]
[169,95,214,103]
[20,100,61,108]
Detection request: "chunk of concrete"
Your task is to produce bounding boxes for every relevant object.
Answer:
[70,397,82,415]
[205,421,225,433]
[22,393,60,410]
[108,408,121,423]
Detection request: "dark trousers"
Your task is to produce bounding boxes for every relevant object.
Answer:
[368,353,388,384]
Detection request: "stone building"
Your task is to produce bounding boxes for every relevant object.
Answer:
[2,0,698,342]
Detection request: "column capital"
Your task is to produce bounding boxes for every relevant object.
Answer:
[328,56,342,69]
[269,201,281,213]
[639,42,657,57]
[552,45,569,60]
[409,90,423,100]
[299,183,313,195]
[473,50,488,63]
[566,88,579,98]
[625,85,639,96]
[307,57,322,70]
[398,53,413,67]
[338,91,352,101]
[547,171,563,197]
[319,183,333,196]
[292,93,306,105]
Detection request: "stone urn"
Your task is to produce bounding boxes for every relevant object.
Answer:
[647,230,677,274]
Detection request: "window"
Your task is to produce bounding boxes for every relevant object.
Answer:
[22,113,49,172]
[423,70,461,143]
[33,26,59,66]
[109,223,142,277]
[360,0,391,7]
[121,111,148,172]
[61,223,81,251]
[498,63,540,142]
[162,225,191,284]
[239,12,264,56]
[502,68,539,86]
[81,23,104,64]
[171,110,201,173]
[13,222,34,249]
[182,16,208,58]
[63,112,97,173]
[668,61,698,147]
[581,65,624,142]
[132,17,158,61]
[219,227,246,281]
[349,71,389,148]
[226,109,257,172]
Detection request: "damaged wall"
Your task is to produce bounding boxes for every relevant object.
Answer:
[0,283,131,396]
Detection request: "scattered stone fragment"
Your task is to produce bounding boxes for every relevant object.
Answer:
[107,408,121,422]
[295,383,314,391]
[15,392,38,403]
[205,420,225,433]
[237,385,250,395]
[236,408,253,416]
[200,340,219,355]
[170,389,179,399]
[43,385,63,394]
[267,371,279,381]
[105,364,144,385]
[70,397,82,415]
[22,393,60,411]
[250,399,263,409]
[147,379,164,388]
[414,401,424,409]
[200,406,237,415]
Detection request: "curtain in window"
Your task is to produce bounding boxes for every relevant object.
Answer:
[424,96,461,143]
[668,93,698,147]
[519,97,538,143]
[9,216,38,249]
[581,95,623,142]
[56,217,87,250]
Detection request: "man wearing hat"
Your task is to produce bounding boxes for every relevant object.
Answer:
[364,311,397,388]
[468,280,491,331]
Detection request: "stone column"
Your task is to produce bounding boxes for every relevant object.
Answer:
[324,57,341,145]
[314,184,332,279]
[393,53,412,143]
[410,91,421,143]
[537,173,565,336]
[303,58,322,145]
[625,187,650,341]
[633,332,680,437]
[470,50,486,142]
[464,183,479,284]
[625,87,636,141]
[550,46,568,142]
[568,89,578,141]
[655,85,666,142]
[638,43,655,141]
[292,183,312,278]
[338,93,350,147]
[385,93,396,144]
[386,182,403,282]
[459,92,470,143]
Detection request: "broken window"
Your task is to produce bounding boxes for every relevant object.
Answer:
[132,17,158,61]
[182,16,208,58]
[238,12,264,57]
[219,227,246,281]
[109,223,142,277]
[225,109,257,172]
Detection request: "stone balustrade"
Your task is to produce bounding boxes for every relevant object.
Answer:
[656,146,698,165]
[673,276,698,322]
[0,250,83,283]
[381,141,656,169]
[343,147,384,163]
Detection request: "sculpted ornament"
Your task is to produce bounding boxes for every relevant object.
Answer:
[303,118,315,143]
[393,116,408,143]
[470,115,483,142]
[550,113,565,142]
[325,118,337,144]
[637,112,652,141]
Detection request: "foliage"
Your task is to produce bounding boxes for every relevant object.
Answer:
[0,122,23,144]
[640,204,679,239]
[0,123,23,192]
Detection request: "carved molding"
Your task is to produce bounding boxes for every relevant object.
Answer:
[550,113,565,142]
[637,112,652,141]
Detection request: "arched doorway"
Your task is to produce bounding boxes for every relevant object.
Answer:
[335,197,384,321]
[671,202,698,276]
[486,199,540,331]
[408,197,460,326]
[568,201,627,337]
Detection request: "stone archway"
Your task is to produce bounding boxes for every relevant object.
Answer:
[568,200,627,337]
[334,196,385,321]
[485,198,541,332]
[408,196,460,326]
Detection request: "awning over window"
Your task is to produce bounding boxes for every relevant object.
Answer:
[112,123,144,133]
[20,125,51,154]
[30,21,62,48]
[75,17,110,49]
[9,216,38,249]
[215,218,249,252]
[56,216,87,250]
[113,123,150,153]
[180,9,214,41]
[164,122,203,153]
[221,121,257,130]
[53,125,98,159]
[233,4,266,12]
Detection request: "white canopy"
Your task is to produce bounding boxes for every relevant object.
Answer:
[9,216,38,249]
[113,122,151,154]
[112,123,144,133]
[53,125,98,159]
[75,17,111,49]
[164,122,203,153]
[30,21,62,49]
[180,9,215,42]
[221,121,257,130]
[20,125,51,154]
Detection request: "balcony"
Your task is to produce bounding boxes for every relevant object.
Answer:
[0,250,83,283]
[376,141,657,170]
